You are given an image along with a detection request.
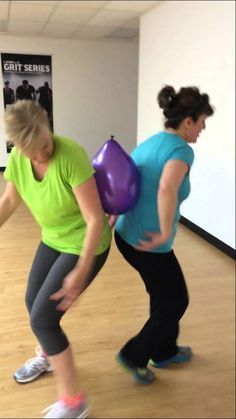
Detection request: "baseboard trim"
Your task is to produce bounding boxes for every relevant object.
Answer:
[180,216,235,260]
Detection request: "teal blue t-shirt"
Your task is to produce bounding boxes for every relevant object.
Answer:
[115,131,194,253]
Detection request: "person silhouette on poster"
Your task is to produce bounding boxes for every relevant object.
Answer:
[3,81,15,108]
[36,81,53,119]
[16,79,36,101]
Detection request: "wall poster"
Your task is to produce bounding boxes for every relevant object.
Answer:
[1,53,53,152]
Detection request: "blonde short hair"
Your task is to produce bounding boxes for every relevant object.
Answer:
[4,100,50,153]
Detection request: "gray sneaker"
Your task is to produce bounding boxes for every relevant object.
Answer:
[42,395,90,418]
[14,346,53,383]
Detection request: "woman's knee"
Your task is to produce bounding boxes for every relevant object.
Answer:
[183,287,189,309]
[176,289,189,318]
[30,312,47,334]
[25,293,33,314]
[29,312,68,355]
[29,307,60,335]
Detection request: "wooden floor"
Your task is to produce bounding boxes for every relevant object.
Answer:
[0,173,235,419]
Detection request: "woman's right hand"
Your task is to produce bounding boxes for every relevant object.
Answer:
[134,231,170,251]
[50,267,87,311]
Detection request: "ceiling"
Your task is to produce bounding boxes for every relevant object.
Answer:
[0,0,161,42]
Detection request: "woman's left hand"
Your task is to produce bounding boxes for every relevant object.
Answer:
[50,269,85,311]
[134,231,169,251]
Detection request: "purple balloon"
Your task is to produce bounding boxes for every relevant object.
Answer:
[92,136,141,215]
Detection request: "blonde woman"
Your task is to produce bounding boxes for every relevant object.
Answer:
[0,100,111,418]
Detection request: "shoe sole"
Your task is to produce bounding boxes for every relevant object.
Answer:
[77,406,90,418]
[150,352,192,368]
[43,403,90,418]
[13,367,53,383]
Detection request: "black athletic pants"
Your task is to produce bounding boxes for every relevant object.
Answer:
[25,241,110,356]
[115,231,189,368]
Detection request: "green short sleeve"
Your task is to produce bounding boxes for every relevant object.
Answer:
[66,146,95,189]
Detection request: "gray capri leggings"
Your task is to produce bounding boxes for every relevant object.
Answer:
[25,241,110,356]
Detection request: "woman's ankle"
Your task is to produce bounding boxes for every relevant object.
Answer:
[60,393,85,407]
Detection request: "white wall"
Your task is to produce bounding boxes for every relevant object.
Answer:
[138,0,235,249]
[0,35,138,165]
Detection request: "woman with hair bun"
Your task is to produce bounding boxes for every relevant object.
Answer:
[110,85,214,384]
